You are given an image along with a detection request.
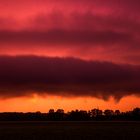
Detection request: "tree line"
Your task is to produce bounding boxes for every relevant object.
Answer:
[0,108,140,121]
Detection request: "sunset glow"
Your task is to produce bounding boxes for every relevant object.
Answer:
[0,0,140,112]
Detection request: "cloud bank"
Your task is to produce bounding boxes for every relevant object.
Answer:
[0,55,139,101]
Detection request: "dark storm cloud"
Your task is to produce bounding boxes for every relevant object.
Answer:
[0,30,131,46]
[0,0,140,100]
[0,55,139,100]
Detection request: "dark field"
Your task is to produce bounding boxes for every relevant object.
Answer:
[0,121,140,140]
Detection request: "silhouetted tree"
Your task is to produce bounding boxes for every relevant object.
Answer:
[104,110,114,116]
[0,107,140,121]
[115,110,121,115]
[91,109,103,117]
[49,109,55,113]
[132,108,140,120]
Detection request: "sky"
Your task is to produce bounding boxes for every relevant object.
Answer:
[0,0,140,112]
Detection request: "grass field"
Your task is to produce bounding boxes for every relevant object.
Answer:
[0,121,140,140]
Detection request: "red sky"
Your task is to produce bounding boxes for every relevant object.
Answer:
[0,0,140,112]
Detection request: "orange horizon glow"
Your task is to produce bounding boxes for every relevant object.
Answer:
[0,95,139,113]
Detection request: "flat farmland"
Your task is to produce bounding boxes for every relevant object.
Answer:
[0,121,140,140]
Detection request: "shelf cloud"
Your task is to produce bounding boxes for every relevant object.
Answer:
[0,55,139,101]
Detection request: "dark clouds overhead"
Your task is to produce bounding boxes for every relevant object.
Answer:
[0,30,131,46]
[0,0,139,101]
[0,55,139,101]
[0,0,139,64]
